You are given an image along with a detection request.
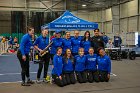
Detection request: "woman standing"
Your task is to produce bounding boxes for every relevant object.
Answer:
[71,30,81,56]
[63,49,76,85]
[62,32,71,54]
[50,30,63,62]
[34,28,50,83]
[81,31,91,55]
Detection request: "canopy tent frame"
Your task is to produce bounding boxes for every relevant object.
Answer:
[41,10,98,42]
[42,10,98,31]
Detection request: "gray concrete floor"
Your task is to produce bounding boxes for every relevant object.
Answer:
[0,54,140,93]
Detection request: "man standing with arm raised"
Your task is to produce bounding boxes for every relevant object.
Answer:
[17,26,35,86]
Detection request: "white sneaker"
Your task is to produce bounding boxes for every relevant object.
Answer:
[36,79,41,84]
[43,78,49,83]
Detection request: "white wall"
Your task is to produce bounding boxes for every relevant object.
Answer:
[120,18,128,33]
[105,8,112,21]
[70,0,140,44]
[120,3,128,18]
[120,0,138,18]
[77,12,89,21]
[88,9,112,33]
[71,11,90,21]
[72,7,112,34]
[89,11,98,22]
[98,23,103,32]
[128,16,138,32]
[106,21,112,33]
[120,0,138,33]
[89,11,103,22]
[127,0,138,17]
[103,21,112,35]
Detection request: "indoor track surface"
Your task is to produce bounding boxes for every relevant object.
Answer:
[0,53,140,93]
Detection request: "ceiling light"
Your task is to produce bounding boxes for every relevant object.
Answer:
[95,3,100,5]
[82,4,87,7]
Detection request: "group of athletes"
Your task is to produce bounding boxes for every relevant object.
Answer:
[17,26,111,87]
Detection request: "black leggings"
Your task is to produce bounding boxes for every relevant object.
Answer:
[50,54,55,65]
[99,71,110,82]
[76,71,87,83]
[17,50,30,82]
[86,70,100,83]
[63,72,76,85]
[37,53,50,79]
[52,74,67,87]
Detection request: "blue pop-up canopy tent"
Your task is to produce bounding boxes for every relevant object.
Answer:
[42,11,98,30]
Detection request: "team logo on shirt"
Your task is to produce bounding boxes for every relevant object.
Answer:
[77,57,81,61]
[115,38,119,40]
[88,58,96,61]
[98,39,101,41]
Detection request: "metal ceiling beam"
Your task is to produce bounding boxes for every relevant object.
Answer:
[38,0,64,12]
[38,0,52,11]
[80,0,95,4]
[44,0,63,12]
